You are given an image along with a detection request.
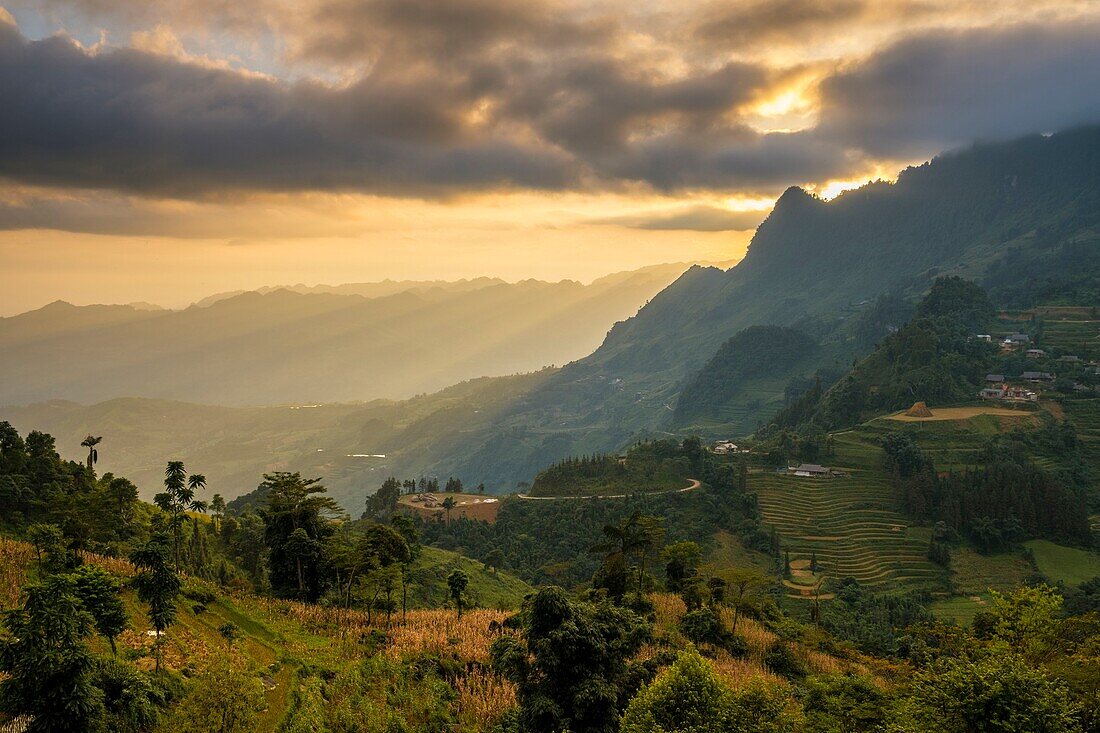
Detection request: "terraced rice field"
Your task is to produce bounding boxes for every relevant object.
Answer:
[1064,400,1100,486]
[1038,319,1100,359]
[752,434,946,599]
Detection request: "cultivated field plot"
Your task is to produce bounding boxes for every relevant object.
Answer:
[883,406,1040,422]
[1064,400,1100,489]
[1025,540,1100,587]
[999,307,1100,359]
[397,493,501,523]
[752,460,945,598]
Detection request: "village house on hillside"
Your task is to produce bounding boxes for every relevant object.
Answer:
[985,373,1005,383]
[1021,371,1055,382]
[980,384,1039,402]
[789,463,831,477]
[1026,348,1047,359]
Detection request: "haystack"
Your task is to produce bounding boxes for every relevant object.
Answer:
[905,401,933,418]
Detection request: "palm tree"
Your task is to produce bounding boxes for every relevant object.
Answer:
[80,435,102,472]
[154,462,209,570]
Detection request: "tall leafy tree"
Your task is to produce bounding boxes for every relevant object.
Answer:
[259,472,339,601]
[209,493,225,535]
[154,462,208,570]
[0,575,106,732]
[130,534,181,673]
[390,514,421,621]
[491,586,650,733]
[70,565,127,655]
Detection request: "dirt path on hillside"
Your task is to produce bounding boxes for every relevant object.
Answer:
[515,478,702,501]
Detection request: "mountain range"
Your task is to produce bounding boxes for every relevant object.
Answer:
[0,264,688,406]
[5,126,1100,509]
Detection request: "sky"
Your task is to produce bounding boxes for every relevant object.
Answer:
[2,0,1100,313]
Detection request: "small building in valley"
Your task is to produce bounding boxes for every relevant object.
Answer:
[791,463,830,477]
[985,373,1006,383]
[1026,348,1047,359]
[1021,371,1055,382]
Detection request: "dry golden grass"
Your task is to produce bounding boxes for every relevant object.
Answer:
[80,549,136,577]
[647,593,882,683]
[0,538,32,610]
[249,597,509,663]
[454,666,517,727]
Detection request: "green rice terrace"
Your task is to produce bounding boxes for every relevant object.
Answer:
[754,402,1089,603]
[752,422,946,601]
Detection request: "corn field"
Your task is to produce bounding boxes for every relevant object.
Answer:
[0,538,32,610]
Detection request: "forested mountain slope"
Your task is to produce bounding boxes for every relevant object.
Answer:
[0,264,685,406]
[433,126,1100,483]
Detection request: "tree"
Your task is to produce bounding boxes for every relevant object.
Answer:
[0,575,106,733]
[447,569,469,618]
[95,658,162,733]
[103,475,139,534]
[154,462,209,570]
[620,647,801,733]
[491,586,650,733]
[170,661,265,733]
[364,477,401,521]
[130,534,181,672]
[350,524,409,623]
[209,493,225,535]
[591,511,664,602]
[80,435,102,474]
[260,472,339,601]
[889,653,1077,733]
[484,548,506,575]
[70,565,127,655]
[27,523,70,573]
[441,495,456,525]
[390,514,421,621]
[662,541,702,593]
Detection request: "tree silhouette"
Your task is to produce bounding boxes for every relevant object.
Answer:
[80,434,102,473]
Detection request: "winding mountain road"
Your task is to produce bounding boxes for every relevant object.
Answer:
[515,478,702,501]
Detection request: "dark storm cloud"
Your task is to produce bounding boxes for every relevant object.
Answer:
[298,0,607,65]
[596,205,769,232]
[694,0,868,47]
[817,22,1100,157]
[0,21,576,195]
[3,6,1100,202]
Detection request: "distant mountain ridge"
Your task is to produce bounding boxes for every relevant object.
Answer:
[0,264,689,406]
[5,127,1100,505]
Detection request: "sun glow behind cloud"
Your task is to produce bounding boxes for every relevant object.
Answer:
[0,0,1099,311]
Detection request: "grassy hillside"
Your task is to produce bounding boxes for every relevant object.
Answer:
[0,538,893,733]
[407,546,532,610]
